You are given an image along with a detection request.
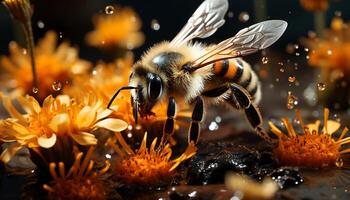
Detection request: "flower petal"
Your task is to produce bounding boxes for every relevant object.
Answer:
[96,109,112,121]
[77,106,96,129]
[48,113,70,134]
[70,132,97,145]
[38,134,57,148]
[0,143,22,163]
[0,94,26,123]
[323,120,341,135]
[94,118,128,132]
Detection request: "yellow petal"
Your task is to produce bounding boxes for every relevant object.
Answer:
[25,96,41,114]
[77,106,96,129]
[38,134,57,148]
[49,113,70,134]
[96,109,113,121]
[323,120,341,135]
[0,143,22,163]
[57,95,71,106]
[306,120,321,133]
[1,94,26,123]
[71,132,97,145]
[94,118,128,132]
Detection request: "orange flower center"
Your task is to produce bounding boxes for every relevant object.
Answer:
[114,152,174,185]
[274,133,341,168]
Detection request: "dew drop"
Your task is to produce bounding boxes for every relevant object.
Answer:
[151,19,160,31]
[287,91,298,110]
[227,11,234,18]
[304,48,309,52]
[32,87,39,94]
[59,32,63,38]
[52,81,62,91]
[317,83,326,91]
[208,121,219,131]
[280,68,285,72]
[288,76,296,83]
[336,158,343,168]
[295,52,300,56]
[261,57,268,64]
[238,12,250,22]
[105,5,115,15]
[335,11,342,17]
[327,50,333,55]
[37,20,45,29]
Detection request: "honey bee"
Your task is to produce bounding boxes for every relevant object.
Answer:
[108,0,287,143]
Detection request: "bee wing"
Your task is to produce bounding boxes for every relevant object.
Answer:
[190,20,288,69]
[170,0,229,47]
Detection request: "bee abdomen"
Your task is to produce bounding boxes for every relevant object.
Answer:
[212,58,261,103]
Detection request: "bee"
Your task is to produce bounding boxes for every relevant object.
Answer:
[108,0,287,143]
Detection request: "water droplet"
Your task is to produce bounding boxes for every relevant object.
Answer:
[105,5,115,14]
[294,44,299,49]
[280,68,285,72]
[317,83,326,91]
[295,52,300,56]
[238,12,250,22]
[52,81,62,91]
[105,154,112,159]
[275,78,280,82]
[37,20,45,29]
[215,116,222,123]
[92,70,97,75]
[227,11,234,18]
[208,121,219,131]
[151,19,160,31]
[22,49,27,55]
[278,62,284,66]
[261,57,268,64]
[327,50,333,55]
[306,55,310,60]
[59,32,63,38]
[336,158,343,168]
[288,76,296,83]
[32,87,39,94]
[127,125,133,130]
[127,133,133,138]
[287,91,298,110]
[304,48,309,52]
[335,11,342,17]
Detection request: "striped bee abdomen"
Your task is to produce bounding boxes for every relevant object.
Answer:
[212,58,261,104]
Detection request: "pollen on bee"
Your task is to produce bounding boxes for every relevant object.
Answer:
[269,108,350,168]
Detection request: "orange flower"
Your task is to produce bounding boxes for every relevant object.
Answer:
[43,146,110,200]
[0,93,127,163]
[299,0,329,12]
[269,108,350,168]
[0,31,91,101]
[110,132,197,185]
[85,6,144,50]
[304,17,350,71]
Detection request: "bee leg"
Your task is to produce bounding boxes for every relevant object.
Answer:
[228,84,272,143]
[228,83,251,110]
[244,103,273,143]
[188,96,204,144]
[161,97,176,144]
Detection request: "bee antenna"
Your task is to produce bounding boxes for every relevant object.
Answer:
[107,86,138,109]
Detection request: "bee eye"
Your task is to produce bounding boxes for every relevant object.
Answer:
[146,73,162,101]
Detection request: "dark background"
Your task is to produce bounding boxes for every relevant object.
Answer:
[0,0,350,61]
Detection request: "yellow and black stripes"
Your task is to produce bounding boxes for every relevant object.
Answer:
[212,58,260,102]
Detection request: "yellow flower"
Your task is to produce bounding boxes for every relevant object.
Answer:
[0,93,128,163]
[268,108,350,168]
[299,0,329,12]
[110,132,197,185]
[85,6,144,50]
[43,146,110,200]
[0,31,91,102]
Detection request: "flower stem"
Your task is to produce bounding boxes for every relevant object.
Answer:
[22,21,38,91]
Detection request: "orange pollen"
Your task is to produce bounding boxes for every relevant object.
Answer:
[45,177,106,200]
[114,152,174,185]
[275,133,341,168]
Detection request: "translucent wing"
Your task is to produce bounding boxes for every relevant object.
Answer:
[190,20,288,70]
[170,0,229,47]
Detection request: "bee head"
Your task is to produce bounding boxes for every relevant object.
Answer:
[129,67,164,121]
